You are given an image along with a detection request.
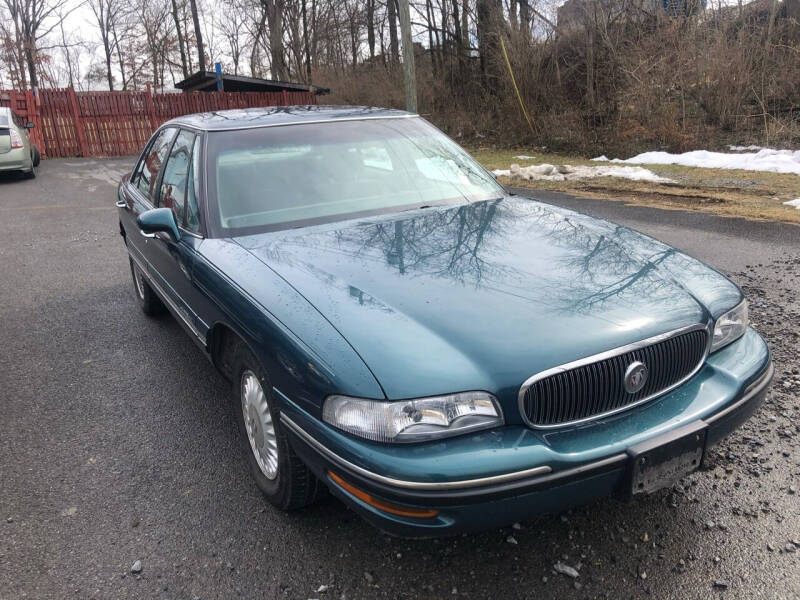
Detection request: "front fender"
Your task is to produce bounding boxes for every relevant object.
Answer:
[194,239,385,415]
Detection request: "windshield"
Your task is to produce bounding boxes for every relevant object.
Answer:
[206,117,503,235]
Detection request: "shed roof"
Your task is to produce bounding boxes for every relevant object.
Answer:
[175,71,330,95]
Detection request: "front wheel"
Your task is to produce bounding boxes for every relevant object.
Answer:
[128,257,164,315]
[232,345,322,511]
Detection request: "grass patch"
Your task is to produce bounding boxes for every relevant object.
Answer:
[470,147,800,225]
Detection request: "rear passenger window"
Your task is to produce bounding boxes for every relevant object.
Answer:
[135,128,176,200]
[158,130,195,226]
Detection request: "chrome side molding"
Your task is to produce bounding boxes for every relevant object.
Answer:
[280,413,552,491]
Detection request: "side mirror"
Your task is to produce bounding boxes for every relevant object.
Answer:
[137,208,181,242]
[25,122,35,129]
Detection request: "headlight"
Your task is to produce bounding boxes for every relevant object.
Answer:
[710,300,748,353]
[322,391,504,443]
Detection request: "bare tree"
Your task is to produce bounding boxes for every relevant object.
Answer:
[133,0,172,89]
[169,0,189,79]
[218,0,246,75]
[89,0,124,90]
[109,6,135,89]
[0,2,28,88]
[1,0,77,88]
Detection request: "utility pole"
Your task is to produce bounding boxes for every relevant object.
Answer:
[397,0,417,113]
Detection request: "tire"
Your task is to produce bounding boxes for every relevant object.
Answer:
[232,343,322,511]
[23,166,35,179]
[128,257,164,316]
[32,145,41,167]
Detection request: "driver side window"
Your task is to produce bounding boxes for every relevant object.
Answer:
[134,128,176,201]
[157,130,195,227]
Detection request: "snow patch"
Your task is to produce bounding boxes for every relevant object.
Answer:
[593,148,800,175]
[784,198,800,210]
[495,163,672,183]
[728,145,763,152]
[513,154,536,160]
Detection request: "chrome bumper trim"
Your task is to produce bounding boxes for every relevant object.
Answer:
[280,414,552,491]
[705,362,773,425]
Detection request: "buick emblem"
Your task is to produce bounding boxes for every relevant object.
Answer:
[624,361,648,394]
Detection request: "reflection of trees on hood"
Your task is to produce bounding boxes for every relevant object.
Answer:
[333,199,515,285]
[517,204,711,315]
[250,196,732,320]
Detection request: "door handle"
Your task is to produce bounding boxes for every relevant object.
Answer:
[115,199,127,209]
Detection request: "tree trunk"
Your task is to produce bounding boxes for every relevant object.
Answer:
[266,0,287,79]
[171,0,190,79]
[250,8,268,77]
[105,46,114,90]
[111,22,127,89]
[476,0,503,83]
[461,0,469,51]
[349,12,358,70]
[189,0,205,72]
[388,0,399,63]
[426,0,437,75]
[519,0,531,36]
[24,38,38,89]
[585,26,595,112]
[366,0,375,59]
[451,0,462,65]
[302,0,312,81]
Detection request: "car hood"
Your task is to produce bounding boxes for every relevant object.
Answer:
[234,196,741,402]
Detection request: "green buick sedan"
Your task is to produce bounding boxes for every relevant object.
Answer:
[117,106,772,537]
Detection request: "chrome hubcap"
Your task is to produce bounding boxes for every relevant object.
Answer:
[133,265,145,300]
[241,370,278,479]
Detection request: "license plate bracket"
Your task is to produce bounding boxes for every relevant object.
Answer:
[626,421,707,497]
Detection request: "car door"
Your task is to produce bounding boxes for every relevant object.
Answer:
[121,127,177,274]
[147,129,209,342]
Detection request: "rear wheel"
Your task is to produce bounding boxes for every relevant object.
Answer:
[128,257,164,315]
[232,344,322,511]
[32,145,41,167]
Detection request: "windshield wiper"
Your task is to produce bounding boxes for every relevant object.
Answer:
[399,204,434,212]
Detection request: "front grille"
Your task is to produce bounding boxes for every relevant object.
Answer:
[520,328,709,428]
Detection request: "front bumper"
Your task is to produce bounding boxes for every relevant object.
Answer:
[280,327,772,537]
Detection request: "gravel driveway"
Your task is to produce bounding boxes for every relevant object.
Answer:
[1,161,798,599]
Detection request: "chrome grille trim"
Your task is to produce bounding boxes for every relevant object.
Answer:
[518,323,712,429]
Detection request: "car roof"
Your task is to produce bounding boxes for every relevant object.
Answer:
[166,105,415,132]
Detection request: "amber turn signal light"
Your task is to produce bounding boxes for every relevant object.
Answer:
[328,471,439,519]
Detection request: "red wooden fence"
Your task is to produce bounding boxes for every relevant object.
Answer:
[0,87,316,158]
